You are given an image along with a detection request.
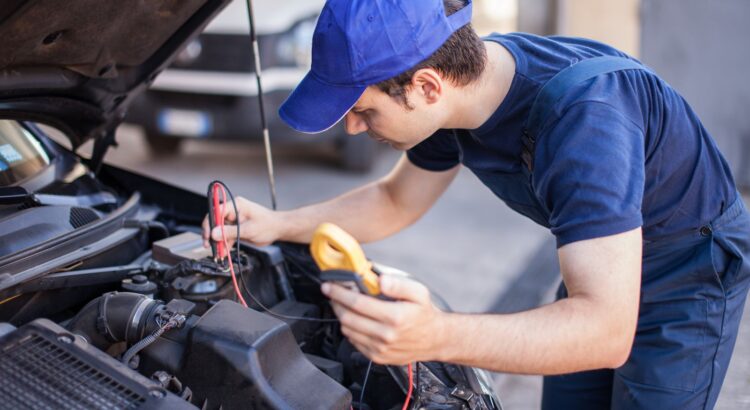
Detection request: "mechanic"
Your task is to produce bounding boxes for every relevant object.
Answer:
[202,0,750,408]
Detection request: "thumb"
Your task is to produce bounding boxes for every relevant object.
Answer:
[211,225,239,241]
[379,275,430,304]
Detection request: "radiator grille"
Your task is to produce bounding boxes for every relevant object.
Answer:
[0,333,145,410]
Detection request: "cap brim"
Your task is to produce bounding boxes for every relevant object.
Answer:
[279,72,366,134]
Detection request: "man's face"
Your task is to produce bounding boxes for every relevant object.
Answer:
[343,86,443,151]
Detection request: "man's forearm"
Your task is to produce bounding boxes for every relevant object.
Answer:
[275,156,458,244]
[435,296,633,375]
[278,180,412,244]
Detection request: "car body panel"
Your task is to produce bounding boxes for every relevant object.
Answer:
[0,0,232,150]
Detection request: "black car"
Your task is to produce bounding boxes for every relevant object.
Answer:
[0,1,501,409]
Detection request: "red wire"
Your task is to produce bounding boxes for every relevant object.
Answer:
[214,183,248,307]
[402,362,413,410]
[212,184,226,259]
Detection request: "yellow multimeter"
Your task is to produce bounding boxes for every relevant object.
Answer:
[310,223,382,296]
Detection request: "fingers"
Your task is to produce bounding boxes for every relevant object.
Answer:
[331,302,416,365]
[339,328,385,362]
[213,224,240,250]
[221,202,238,223]
[201,197,278,248]
[380,275,431,304]
[323,277,438,366]
[330,302,390,340]
[202,216,211,248]
[331,302,399,364]
[202,200,239,248]
[211,224,239,242]
[322,283,397,322]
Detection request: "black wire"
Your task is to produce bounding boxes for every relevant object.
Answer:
[209,181,338,323]
[239,271,338,323]
[122,320,174,366]
[415,362,420,406]
[284,257,323,284]
[359,360,373,410]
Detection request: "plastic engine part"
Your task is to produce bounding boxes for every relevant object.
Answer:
[178,300,351,409]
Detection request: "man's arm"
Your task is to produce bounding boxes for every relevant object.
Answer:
[282,155,458,243]
[203,154,459,246]
[324,227,642,374]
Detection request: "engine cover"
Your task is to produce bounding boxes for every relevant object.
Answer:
[178,300,351,410]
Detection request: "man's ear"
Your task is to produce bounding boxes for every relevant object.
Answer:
[411,68,443,104]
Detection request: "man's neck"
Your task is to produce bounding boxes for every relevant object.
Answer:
[445,40,516,130]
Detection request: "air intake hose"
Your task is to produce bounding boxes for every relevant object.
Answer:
[67,292,162,350]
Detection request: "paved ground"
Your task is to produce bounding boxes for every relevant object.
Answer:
[98,125,749,409]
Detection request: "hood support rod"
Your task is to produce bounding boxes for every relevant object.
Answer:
[245,0,278,210]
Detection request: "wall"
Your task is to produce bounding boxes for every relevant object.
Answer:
[640,0,750,187]
[555,0,641,57]
[472,0,518,36]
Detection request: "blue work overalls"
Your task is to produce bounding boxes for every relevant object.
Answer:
[484,57,750,409]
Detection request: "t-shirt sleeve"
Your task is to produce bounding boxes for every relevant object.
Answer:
[406,130,461,171]
[534,101,645,247]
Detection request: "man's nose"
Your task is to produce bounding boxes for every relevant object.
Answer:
[344,112,368,135]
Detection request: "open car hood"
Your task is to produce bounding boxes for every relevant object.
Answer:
[0,0,230,153]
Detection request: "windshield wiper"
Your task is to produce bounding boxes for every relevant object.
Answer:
[0,186,28,205]
[0,186,117,207]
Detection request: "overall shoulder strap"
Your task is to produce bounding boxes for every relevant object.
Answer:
[521,56,649,171]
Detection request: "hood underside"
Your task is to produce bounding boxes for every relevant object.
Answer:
[0,0,230,150]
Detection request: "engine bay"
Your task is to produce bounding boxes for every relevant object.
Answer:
[0,224,499,409]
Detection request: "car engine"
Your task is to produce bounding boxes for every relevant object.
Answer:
[0,224,499,409]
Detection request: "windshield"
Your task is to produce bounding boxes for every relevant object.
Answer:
[0,121,50,187]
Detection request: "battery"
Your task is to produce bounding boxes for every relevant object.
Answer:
[152,232,212,265]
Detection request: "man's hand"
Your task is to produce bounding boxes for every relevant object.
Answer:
[201,196,283,248]
[322,275,447,365]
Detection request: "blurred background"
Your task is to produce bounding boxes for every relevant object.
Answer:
[102,0,750,408]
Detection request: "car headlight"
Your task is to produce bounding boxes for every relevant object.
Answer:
[276,16,317,68]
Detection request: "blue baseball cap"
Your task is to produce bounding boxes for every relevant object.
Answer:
[278,0,473,134]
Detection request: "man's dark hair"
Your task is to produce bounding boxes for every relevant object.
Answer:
[375,0,487,108]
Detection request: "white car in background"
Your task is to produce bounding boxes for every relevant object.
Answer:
[125,0,378,172]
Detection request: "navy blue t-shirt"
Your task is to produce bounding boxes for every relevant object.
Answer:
[407,33,736,247]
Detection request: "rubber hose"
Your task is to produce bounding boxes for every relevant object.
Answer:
[67,292,162,350]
